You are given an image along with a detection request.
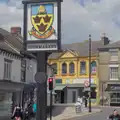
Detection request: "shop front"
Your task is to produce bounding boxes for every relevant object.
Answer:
[54,85,66,103]
[64,84,97,104]
[106,84,120,106]
[0,80,24,116]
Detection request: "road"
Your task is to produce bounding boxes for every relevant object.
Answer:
[68,107,120,120]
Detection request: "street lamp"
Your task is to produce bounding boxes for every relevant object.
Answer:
[89,34,92,112]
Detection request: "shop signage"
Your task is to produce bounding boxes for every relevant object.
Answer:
[73,78,94,84]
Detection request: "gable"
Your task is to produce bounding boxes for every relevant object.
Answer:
[60,51,76,58]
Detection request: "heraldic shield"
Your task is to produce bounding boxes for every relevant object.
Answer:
[31,4,54,35]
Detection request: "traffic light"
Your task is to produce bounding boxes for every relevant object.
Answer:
[48,77,53,90]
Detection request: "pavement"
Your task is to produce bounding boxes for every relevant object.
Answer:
[2,106,120,120]
[0,116,11,120]
[65,106,120,120]
[47,106,101,120]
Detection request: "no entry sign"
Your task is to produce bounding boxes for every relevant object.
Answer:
[84,80,89,87]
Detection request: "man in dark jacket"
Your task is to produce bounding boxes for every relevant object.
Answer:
[109,109,120,120]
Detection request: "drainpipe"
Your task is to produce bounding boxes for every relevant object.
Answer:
[102,82,104,106]
[77,57,79,78]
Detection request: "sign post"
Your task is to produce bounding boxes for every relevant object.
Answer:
[22,0,62,120]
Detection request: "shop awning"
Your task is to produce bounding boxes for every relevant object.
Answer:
[67,84,96,88]
[54,85,66,91]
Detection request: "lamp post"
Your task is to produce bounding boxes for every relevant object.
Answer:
[89,34,92,112]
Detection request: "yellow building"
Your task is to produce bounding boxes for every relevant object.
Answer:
[48,40,106,105]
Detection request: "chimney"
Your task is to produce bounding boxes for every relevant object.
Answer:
[101,33,110,45]
[11,27,21,35]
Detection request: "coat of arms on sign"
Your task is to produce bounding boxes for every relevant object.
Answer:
[29,4,55,39]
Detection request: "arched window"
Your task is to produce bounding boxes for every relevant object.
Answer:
[62,63,67,74]
[69,62,75,74]
[80,61,86,74]
[91,61,97,73]
[52,63,57,74]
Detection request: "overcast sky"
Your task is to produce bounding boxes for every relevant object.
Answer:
[0,0,120,43]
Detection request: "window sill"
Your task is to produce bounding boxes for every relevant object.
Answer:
[69,73,75,76]
[80,73,87,75]
[110,79,119,81]
[62,74,67,76]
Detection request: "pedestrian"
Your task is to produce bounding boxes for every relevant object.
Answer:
[108,109,120,120]
[32,102,37,117]
[27,102,34,118]
[84,97,88,108]
[23,108,29,120]
[11,104,23,120]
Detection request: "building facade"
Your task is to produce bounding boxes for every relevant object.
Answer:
[48,49,99,105]
[48,37,110,105]
[0,28,24,116]
[98,41,120,106]
[0,27,37,116]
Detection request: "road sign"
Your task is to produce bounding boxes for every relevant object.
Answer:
[34,72,46,83]
[84,80,89,87]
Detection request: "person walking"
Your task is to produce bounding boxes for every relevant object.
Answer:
[108,109,120,120]
[32,102,37,117]
[11,104,23,120]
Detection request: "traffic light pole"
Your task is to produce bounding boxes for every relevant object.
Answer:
[89,34,92,112]
[36,52,48,120]
[50,90,53,120]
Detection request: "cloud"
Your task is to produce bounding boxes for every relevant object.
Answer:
[62,0,120,43]
[0,0,120,43]
[0,2,23,32]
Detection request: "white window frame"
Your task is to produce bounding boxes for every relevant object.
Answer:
[80,61,86,74]
[109,65,119,81]
[4,59,12,80]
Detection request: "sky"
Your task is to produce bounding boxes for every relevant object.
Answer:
[0,0,120,43]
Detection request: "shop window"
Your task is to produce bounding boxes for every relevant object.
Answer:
[56,79,62,84]
[80,61,86,74]
[4,59,12,80]
[91,61,97,74]
[110,67,118,80]
[69,62,75,74]
[62,63,67,74]
[52,63,57,74]
[110,49,118,61]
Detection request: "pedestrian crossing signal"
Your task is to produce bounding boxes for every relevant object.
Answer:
[48,77,53,90]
